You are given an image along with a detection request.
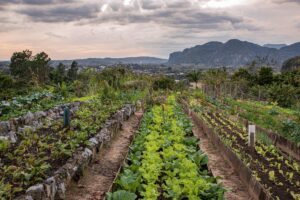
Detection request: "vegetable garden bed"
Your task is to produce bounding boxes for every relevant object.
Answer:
[107,96,225,200]
[189,91,300,163]
[184,98,300,200]
[0,90,144,200]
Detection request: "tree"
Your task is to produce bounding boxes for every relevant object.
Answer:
[51,63,66,84]
[31,52,51,85]
[187,70,202,88]
[231,68,252,82]
[152,76,175,90]
[0,71,13,87]
[203,69,227,97]
[9,50,51,86]
[257,67,273,85]
[67,61,79,81]
[9,50,32,82]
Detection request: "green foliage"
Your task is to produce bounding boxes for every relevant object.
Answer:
[232,68,253,82]
[50,63,66,84]
[187,70,202,86]
[112,96,224,199]
[0,86,148,198]
[106,190,137,200]
[190,95,300,199]
[0,90,63,120]
[0,71,14,90]
[0,139,10,151]
[67,61,79,81]
[257,67,273,85]
[282,56,300,72]
[152,76,175,90]
[10,50,51,86]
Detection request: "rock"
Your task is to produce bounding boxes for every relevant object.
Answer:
[25,195,34,200]
[32,121,40,127]
[44,177,57,200]
[34,111,47,120]
[9,120,17,132]
[97,128,110,143]
[8,131,17,143]
[0,121,10,134]
[24,112,34,125]
[56,182,66,200]
[26,184,45,200]
[89,137,98,146]
[82,148,93,160]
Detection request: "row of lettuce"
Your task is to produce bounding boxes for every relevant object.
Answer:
[0,89,147,199]
[187,91,300,199]
[107,96,224,200]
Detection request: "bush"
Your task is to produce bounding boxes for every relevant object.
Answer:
[152,76,175,91]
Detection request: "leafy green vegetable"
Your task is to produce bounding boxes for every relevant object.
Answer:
[106,190,137,200]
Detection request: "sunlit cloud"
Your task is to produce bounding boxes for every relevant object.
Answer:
[201,0,250,8]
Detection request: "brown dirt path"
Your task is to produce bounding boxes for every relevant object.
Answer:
[193,125,253,200]
[65,111,143,200]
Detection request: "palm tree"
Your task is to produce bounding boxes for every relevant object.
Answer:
[187,70,202,89]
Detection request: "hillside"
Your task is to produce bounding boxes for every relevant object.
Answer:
[50,56,167,66]
[168,39,300,67]
[281,56,300,72]
[263,44,287,49]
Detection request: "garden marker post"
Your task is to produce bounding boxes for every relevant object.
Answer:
[248,125,256,152]
[63,107,71,129]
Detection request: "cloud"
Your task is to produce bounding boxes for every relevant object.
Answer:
[45,32,66,39]
[18,4,100,23]
[139,0,163,10]
[13,0,257,32]
[0,0,74,5]
[272,0,300,4]
[83,0,257,32]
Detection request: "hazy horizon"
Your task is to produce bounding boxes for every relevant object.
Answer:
[1,0,300,60]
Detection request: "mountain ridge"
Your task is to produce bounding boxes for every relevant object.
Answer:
[168,39,300,67]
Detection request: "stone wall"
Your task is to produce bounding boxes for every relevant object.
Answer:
[0,102,82,143]
[20,103,136,200]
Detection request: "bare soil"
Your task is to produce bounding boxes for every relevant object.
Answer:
[192,125,252,200]
[65,111,143,200]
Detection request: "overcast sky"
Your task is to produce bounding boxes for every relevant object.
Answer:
[0,0,300,60]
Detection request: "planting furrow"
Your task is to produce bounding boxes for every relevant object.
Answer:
[192,125,252,200]
[65,110,143,200]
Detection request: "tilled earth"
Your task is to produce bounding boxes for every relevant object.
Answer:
[65,111,143,200]
[192,125,253,200]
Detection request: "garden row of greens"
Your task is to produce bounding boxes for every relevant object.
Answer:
[0,88,147,199]
[190,90,300,145]
[187,94,300,199]
[223,97,300,145]
[107,96,224,200]
[0,90,64,121]
[0,67,148,121]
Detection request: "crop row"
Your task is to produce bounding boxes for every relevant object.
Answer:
[191,100,300,199]
[192,90,300,145]
[107,96,224,200]
[0,89,146,199]
[0,91,64,121]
